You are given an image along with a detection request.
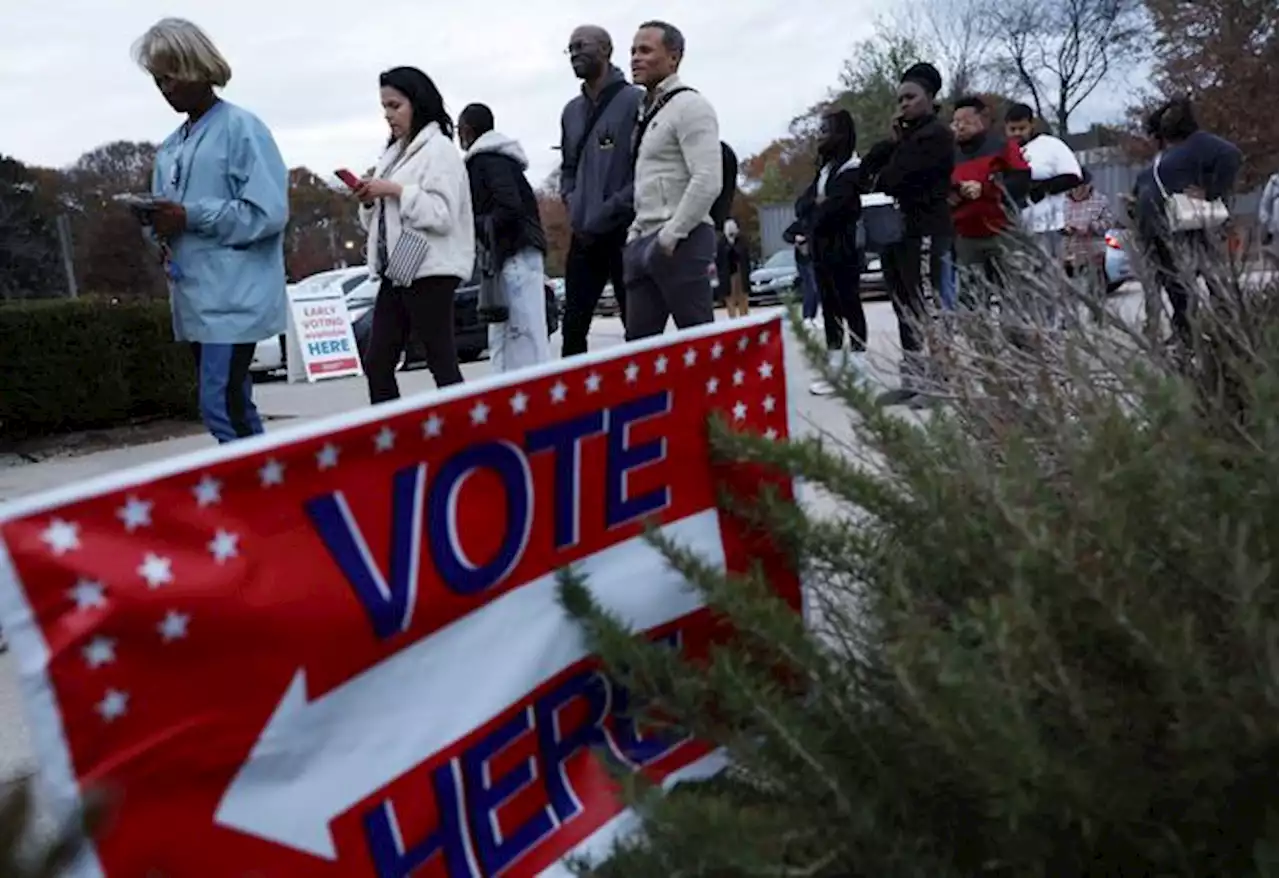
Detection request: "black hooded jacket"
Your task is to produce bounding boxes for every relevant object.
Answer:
[861,115,955,239]
[464,131,546,264]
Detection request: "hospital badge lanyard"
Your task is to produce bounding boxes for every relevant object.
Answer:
[159,102,223,283]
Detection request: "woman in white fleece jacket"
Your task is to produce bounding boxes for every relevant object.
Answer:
[353,66,475,404]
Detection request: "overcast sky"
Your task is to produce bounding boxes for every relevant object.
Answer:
[1,0,1144,189]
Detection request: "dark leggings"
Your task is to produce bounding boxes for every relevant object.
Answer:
[882,236,928,354]
[365,276,464,404]
[813,259,867,352]
[1148,231,1214,341]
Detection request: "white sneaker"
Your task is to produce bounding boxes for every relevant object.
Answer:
[847,350,874,390]
[809,349,844,396]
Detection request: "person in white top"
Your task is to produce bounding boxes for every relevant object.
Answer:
[351,66,475,404]
[1005,103,1083,261]
[1259,172,1278,267]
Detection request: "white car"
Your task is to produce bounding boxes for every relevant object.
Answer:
[250,269,375,377]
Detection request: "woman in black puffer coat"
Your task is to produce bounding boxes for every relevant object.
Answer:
[861,62,955,405]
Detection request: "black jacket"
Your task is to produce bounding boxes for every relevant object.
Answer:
[797,156,863,267]
[710,141,739,231]
[862,115,955,239]
[464,133,546,265]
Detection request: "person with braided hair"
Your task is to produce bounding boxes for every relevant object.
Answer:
[861,61,955,406]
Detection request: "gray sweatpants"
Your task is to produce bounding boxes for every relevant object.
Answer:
[622,223,715,341]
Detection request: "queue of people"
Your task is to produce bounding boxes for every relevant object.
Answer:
[127,16,740,446]
[786,59,1246,405]
[125,15,1250,444]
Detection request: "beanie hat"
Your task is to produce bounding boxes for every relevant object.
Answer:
[900,62,943,97]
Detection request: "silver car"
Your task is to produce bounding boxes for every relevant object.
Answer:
[749,249,798,304]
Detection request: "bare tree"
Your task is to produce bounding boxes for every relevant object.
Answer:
[990,0,1147,133]
[885,0,1003,101]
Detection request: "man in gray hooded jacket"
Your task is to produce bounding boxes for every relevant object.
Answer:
[559,24,644,356]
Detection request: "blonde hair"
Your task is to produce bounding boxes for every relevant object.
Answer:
[131,18,232,87]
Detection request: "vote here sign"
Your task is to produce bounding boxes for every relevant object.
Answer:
[0,313,800,877]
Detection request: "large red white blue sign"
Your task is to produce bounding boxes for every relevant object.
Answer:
[0,313,800,877]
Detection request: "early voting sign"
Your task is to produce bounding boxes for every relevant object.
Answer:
[286,282,363,382]
[0,314,800,877]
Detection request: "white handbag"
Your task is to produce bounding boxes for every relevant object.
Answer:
[1153,153,1229,232]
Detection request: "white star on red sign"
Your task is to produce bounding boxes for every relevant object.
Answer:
[733,369,745,386]
[624,362,640,383]
[550,381,568,404]
[763,395,777,413]
[316,444,340,470]
[82,636,115,669]
[737,336,749,352]
[510,392,529,415]
[69,579,106,611]
[706,377,720,394]
[97,689,128,723]
[259,459,285,487]
[585,373,602,394]
[654,355,669,375]
[422,413,444,438]
[208,530,239,564]
[470,401,491,425]
[193,475,222,507]
[41,518,80,556]
[733,401,748,421]
[158,611,190,643]
[758,361,775,380]
[758,329,772,345]
[138,553,173,589]
[711,341,724,360]
[117,496,152,532]
[764,427,779,441]
[683,347,697,367]
[374,426,396,452]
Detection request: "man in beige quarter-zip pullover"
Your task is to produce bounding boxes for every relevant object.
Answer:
[623,20,723,341]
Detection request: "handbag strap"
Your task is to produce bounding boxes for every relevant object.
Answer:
[1151,152,1171,200]
[632,87,696,167]
[570,80,628,172]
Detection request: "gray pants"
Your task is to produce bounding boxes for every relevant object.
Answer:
[622,224,715,341]
[953,235,1009,309]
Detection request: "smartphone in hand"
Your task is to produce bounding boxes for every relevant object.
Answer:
[335,169,362,190]
[114,193,160,225]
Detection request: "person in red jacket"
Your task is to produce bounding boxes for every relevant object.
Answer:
[948,95,1030,308]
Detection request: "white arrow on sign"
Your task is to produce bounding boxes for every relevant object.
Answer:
[214,509,725,860]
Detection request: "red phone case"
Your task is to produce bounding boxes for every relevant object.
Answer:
[335,169,360,189]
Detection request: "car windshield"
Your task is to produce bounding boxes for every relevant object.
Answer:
[763,250,795,270]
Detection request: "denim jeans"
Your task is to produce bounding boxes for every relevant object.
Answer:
[798,260,819,320]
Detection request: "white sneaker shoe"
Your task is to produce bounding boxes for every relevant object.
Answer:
[847,350,875,391]
[809,349,844,396]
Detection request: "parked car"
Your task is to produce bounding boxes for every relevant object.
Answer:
[350,266,560,368]
[749,249,797,304]
[1103,228,1132,292]
[250,269,370,377]
[254,264,559,378]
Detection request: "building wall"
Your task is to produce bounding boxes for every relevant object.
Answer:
[757,202,794,258]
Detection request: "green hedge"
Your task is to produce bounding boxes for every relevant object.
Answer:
[0,298,198,441]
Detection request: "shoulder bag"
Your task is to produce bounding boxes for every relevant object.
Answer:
[476,215,509,324]
[1153,152,1229,233]
[860,183,904,252]
[631,86,696,168]
[377,143,433,287]
[569,80,628,172]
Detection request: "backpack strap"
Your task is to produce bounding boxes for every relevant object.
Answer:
[569,80,629,173]
[631,87,697,168]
